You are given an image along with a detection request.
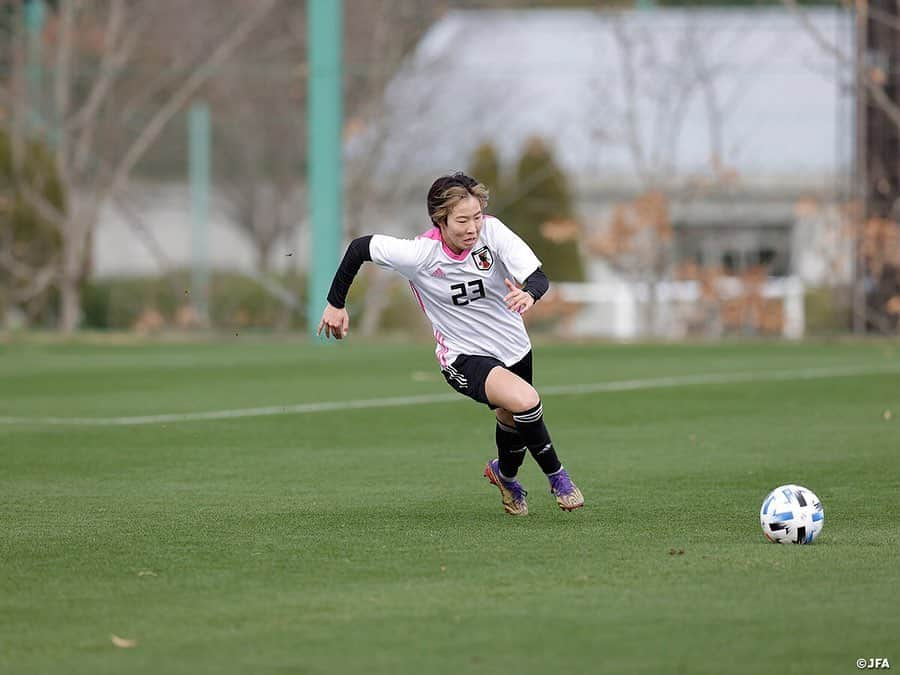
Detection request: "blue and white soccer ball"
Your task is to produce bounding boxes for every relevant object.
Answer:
[759,484,824,544]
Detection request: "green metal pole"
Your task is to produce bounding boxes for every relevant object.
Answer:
[307,0,343,338]
[189,102,211,325]
[25,0,45,134]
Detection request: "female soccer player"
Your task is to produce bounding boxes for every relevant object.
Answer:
[317,172,583,515]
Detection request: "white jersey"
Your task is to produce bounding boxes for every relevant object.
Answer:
[369,216,541,369]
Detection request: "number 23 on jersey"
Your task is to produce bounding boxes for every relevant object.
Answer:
[450,280,486,306]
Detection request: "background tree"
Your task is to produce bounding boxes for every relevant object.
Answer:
[783,0,900,332]
[207,0,304,277]
[0,128,65,326]
[0,0,277,332]
[469,142,502,200]
[502,137,585,282]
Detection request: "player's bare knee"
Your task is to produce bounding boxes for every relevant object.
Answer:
[510,386,540,414]
[495,408,515,427]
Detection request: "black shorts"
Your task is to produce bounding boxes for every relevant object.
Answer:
[441,351,533,409]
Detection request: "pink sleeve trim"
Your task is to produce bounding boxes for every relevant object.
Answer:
[434,328,450,368]
[408,281,427,314]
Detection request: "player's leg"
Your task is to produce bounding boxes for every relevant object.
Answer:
[494,407,528,481]
[485,367,558,472]
[485,367,584,511]
[481,406,530,514]
[441,354,529,515]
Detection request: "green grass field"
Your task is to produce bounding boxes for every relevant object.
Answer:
[1,338,898,674]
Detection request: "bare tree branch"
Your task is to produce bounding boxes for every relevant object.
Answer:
[691,46,724,171]
[612,18,649,183]
[782,0,900,130]
[0,247,59,305]
[112,189,178,278]
[102,0,278,201]
[17,182,67,229]
[53,0,75,182]
[867,3,900,32]
[72,0,129,128]
[7,2,27,175]
[70,2,143,176]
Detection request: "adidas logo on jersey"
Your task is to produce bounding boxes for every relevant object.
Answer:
[431,267,445,278]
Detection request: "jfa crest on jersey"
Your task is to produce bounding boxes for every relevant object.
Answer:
[472,246,494,271]
[368,216,542,368]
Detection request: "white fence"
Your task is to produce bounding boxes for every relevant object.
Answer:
[554,277,805,340]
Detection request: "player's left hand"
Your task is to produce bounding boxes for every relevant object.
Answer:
[504,278,535,315]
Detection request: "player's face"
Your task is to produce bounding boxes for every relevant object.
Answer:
[440,195,483,254]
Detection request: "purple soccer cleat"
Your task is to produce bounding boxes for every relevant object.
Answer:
[548,468,584,511]
[483,459,528,516]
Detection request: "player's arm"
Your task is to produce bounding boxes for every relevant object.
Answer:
[317,235,373,340]
[487,216,548,314]
[318,234,427,339]
[504,267,549,314]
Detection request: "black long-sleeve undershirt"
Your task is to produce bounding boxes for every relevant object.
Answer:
[325,235,550,308]
[326,236,372,309]
[522,267,549,302]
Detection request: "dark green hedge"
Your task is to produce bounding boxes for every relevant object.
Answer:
[82,270,307,331]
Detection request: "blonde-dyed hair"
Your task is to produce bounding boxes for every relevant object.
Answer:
[426,172,489,227]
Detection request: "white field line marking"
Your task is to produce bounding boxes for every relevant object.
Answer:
[1,363,897,427]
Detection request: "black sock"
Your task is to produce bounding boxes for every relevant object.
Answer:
[512,401,563,475]
[496,421,527,479]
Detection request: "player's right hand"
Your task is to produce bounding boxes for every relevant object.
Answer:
[317,303,350,340]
